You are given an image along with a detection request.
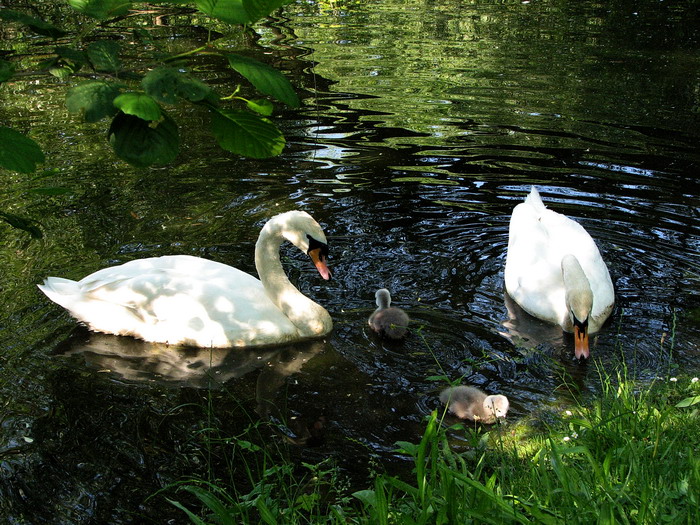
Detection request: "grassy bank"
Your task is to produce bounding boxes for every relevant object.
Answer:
[164,370,700,524]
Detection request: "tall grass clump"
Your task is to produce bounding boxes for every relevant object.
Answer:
[355,370,700,524]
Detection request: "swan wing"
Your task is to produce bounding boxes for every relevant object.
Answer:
[505,201,567,325]
[41,255,300,347]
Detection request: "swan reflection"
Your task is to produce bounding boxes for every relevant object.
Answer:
[55,331,330,444]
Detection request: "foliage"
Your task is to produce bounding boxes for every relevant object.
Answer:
[0,0,298,170]
[0,0,300,236]
[166,372,700,524]
[353,372,700,524]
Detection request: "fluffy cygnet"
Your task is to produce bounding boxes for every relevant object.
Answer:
[368,288,410,339]
[439,386,509,424]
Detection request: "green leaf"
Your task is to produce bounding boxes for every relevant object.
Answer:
[0,212,42,239]
[196,0,250,24]
[256,498,277,525]
[0,59,15,83]
[0,127,45,173]
[227,54,299,107]
[246,98,274,116]
[66,81,121,123]
[113,93,162,121]
[68,0,131,20]
[0,10,66,39]
[165,499,208,525]
[196,0,289,25]
[108,111,179,167]
[210,109,285,158]
[676,395,700,408]
[87,41,121,72]
[142,67,213,104]
[49,66,75,79]
[352,489,377,506]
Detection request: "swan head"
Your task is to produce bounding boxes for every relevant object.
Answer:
[375,288,391,308]
[562,254,593,359]
[272,211,331,280]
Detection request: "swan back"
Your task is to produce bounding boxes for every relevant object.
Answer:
[504,187,614,334]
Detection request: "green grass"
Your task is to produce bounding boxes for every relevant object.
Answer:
[163,370,700,524]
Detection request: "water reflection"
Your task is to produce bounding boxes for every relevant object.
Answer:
[55,329,331,445]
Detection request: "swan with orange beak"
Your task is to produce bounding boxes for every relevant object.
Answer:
[504,187,614,359]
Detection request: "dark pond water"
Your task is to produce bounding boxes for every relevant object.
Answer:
[1,0,699,522]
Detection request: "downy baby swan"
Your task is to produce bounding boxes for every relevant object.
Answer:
[504,187,614,359]
[38,210,333,348]
[439,386,509,424]
[368,288,409,339]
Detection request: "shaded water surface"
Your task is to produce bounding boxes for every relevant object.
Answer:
[1,0,699,522]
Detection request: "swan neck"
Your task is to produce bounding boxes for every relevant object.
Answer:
[561,255,593,323]
[255,221,331,338]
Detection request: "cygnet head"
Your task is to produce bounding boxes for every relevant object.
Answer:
[375,288,392,308]
[483,395,509,423]
[439,386,509,424]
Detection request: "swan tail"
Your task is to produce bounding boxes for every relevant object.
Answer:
[524,186,547,211]
[38,277,83,310]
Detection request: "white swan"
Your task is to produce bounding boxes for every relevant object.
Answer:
[504,187,614,359]
[368,288,409,339]
[439,386,509,424]
[38,210,333,348]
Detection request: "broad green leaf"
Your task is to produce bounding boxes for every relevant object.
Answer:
[49,65,75,79]
[196,0,249,24]
[108,111,179,167]
[0,212,42,239]
[247,98,274,116]
[68,0,131,20]
[87,41,121,72]
[142,67,212,104]
[0,60,15,83]
[66,81,121,123]
[676,395,700,408]
[113,93,162,121]
[227,54,299,107]
[352,489,377,506]
[196,0,290,25]
[0,127,45,173]
[210,108,284,158]
[0,10,66,39]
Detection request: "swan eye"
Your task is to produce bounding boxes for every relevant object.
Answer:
[306,235,328,259]
[573,315,588,331]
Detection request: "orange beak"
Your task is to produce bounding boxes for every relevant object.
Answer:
[574,323,590,359]
[308,248,331,280]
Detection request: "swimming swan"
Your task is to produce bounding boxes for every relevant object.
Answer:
[368,288,410,339]
[38,210,333,348]
[439,386,509,423]
[504,187,614,359]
